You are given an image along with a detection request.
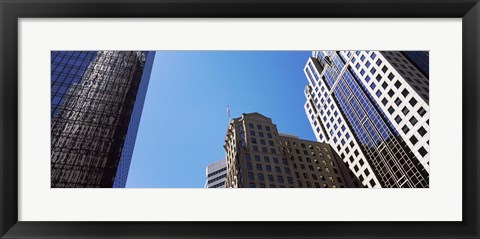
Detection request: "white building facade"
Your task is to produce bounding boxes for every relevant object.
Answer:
[205,159,227,188]
[303,51,430,188]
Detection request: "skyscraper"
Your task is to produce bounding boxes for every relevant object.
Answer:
[224,113,362,188]
[50,51,155,188]
[303,51,429,188]
[205,159,227,188]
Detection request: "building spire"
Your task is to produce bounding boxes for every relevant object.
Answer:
[227,104,231,119]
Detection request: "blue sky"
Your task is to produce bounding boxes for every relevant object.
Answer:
[125,51,315,188]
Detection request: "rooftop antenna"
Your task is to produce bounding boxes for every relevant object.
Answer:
[227,104,231,120]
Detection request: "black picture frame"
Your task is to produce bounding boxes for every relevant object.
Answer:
[1,0,479,238]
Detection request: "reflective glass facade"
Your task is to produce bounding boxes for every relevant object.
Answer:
[304,51,429,188]
[113,52,155,188]
[51,51,155,188]
[51,51,98,117]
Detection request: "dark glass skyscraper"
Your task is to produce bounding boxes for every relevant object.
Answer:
[51,51,155,188]
[304,51,429,188]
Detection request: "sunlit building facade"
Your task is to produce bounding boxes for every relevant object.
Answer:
[303,51,429,188]
[224,113,362,188]
[205,159,227,188]
[51,51,155,188]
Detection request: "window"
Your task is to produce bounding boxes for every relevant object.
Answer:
[376,59,382,65]
[402,125,410,134]
[388,106,394,114]
[370,82,376,90]
[282,158,288,164]
[369,179,376,187]
[381,98,388,106]
[256,164,263,171]
[366,61,371,68]
[265,126,270,131]
[253,146,258,152]
[277,176,284,183]
[268,174,274,182]
[409,97,418,107]
[394,98,402,106]
[365,75,371,82]
[249,183,255,188]
[395,115,402,123]
[245,154,251,160]
[262,147,267,153]
[402,89,409,97]
[410,135,418,145]
[275,166,281,173]
[381,82,387,90]
[402,106,409,116]
[418,126,427,136]
[287,177,293,184]
[266,165,272,172]
[388,73,394,80]
[419,147,428,157]
[267,133,272,139]
[269,140,274,146]
[257,174,264,181]
[259,132,264,138]
[260,139,266,145]
[252,138,257,144]
[248,172,254,180]
[255,155,260,161]
[264,156,270,163]
[388,89,394,97]
[382,66,388,73]
[394,80,401,89]
[376,90,382,97]
[418,107,427,117]
[249,123,254,128]
[250,130,255,136]
[409,116,418,126]
[247,163,252,170]
[257,125,262,130]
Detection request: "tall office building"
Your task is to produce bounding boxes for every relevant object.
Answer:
[224,113,362,188]
[50,51,155,188]
[205,159,227,188]
[303,51,429,188]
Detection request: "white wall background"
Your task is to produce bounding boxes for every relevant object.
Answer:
[18,18,462,221]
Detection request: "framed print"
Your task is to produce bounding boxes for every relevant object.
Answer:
[1,0,479,238]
